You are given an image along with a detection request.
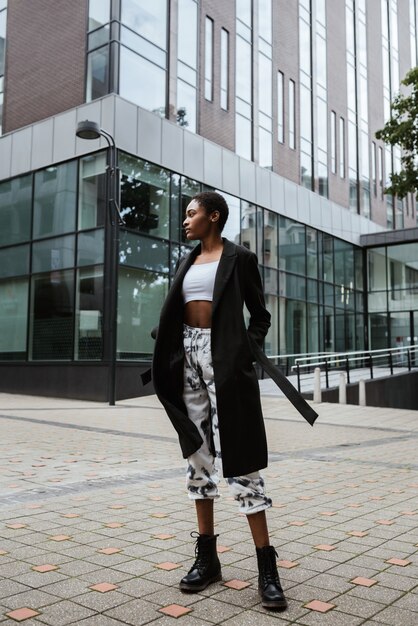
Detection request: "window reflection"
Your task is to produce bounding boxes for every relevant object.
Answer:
[0,278,28,360]
[86,46,109,101]
[88,0,110,31]
[0,175,32,246]
[78,153,106,230]
[33,163,77,238]
[120,48,166,116]
[30,271,74,360]
[75,266,103,360]
[279,216,306,275]
[117,266,168,358]
[120,154,170,238]
[121,0,167,49]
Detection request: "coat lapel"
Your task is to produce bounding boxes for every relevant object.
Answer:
[212,239,237,316]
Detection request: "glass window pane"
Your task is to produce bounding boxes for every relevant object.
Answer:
[117,266,169,359]
[0,245,29,279]
[75,266,103,360]
[86,46,109,101]
[0,175,32,246]
[236,37,252,103]
[177,79,196,132]
[78,152,106,230]
[259,53,272,116]
[32,235,75,273]
[240,202,257,253]
[289,79,295,149]
[88,25,110,51]
[30,270,74,360]
[263,210,278,267]
[120,154,170,238]
[235,114,252,160]
[33,162,77,238]
[120,47,166,115]
[0,277,28,359]
[334,239,354,287]
[0,9,6,76]
[221,29,229,110]
[322,233,333,282]
[237,0,252,25]
[265,293,278,356]
[216,192,240,244]
[170,173,181,241]
[258,0,272,43]
[205,17,213,101]
[306,227,318,278]
[181,177,201,243]
[89,0,110,30]
[119,231,169,273]
[259,127,272,169]
[121,0,167,49]
[120,26,166,67]
[77,229,105,267]
[277,71,284,143]
[285,299,307,354]
[279,216,306,274]
[307,303,319,352]
[178,0,198,67]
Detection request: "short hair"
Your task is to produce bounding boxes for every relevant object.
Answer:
[191,191,229,232]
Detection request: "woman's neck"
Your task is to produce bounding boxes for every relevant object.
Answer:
[199,235,223,255]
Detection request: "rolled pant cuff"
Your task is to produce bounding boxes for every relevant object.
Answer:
[239,499,272,516]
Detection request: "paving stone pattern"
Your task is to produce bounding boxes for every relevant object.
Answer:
[0,393,417,625]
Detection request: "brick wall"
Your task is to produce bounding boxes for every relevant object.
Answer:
[198,0,235,152]
[273,0,299,185]
[3,0,87,133]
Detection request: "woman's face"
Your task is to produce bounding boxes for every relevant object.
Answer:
[183,200,219,240]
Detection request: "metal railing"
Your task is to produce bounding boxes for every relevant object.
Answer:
[262,351,332,377]
[289,345,418,392]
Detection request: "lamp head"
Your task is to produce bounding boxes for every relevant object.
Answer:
[76,120,101,140]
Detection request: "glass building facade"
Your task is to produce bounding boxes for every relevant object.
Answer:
[1,0,418,399]
[0,149,369,367]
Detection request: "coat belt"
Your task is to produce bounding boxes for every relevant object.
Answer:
[247,337,318,426]
[141,341,318,427]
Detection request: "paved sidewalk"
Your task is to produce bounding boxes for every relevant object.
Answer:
[0,393,417,625]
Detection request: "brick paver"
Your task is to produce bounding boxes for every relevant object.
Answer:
[0,392,417,625]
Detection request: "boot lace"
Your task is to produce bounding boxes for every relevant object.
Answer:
[188,532,216,574]
[260,548,282,589]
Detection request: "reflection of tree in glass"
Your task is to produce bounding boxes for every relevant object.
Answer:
[120,156,170,234]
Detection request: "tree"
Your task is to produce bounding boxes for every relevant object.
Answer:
[375,66,418,199]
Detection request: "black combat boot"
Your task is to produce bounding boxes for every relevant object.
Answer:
[256,545,288,610]
[179,532,222,592]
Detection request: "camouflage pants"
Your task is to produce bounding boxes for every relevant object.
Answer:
[183,324,272,515]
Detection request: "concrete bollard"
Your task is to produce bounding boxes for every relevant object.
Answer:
[359,379,366,406]
[339,372,347,404]
[313,367,322,403]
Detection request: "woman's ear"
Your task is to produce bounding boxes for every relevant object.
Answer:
[210,210,220,223]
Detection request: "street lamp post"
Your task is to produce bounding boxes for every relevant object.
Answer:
[76,120,124,406]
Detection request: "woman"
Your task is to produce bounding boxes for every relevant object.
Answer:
[151,191,317,611]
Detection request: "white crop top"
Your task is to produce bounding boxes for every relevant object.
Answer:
[182,260,220,304]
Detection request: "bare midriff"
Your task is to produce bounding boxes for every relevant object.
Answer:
[184,300,213,328]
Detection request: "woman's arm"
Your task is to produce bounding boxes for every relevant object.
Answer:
[244,252,271,347]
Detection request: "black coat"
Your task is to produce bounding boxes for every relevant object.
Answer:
[151,238,318,477]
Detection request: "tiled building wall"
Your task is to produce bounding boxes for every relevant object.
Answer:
[3,0,87,133]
